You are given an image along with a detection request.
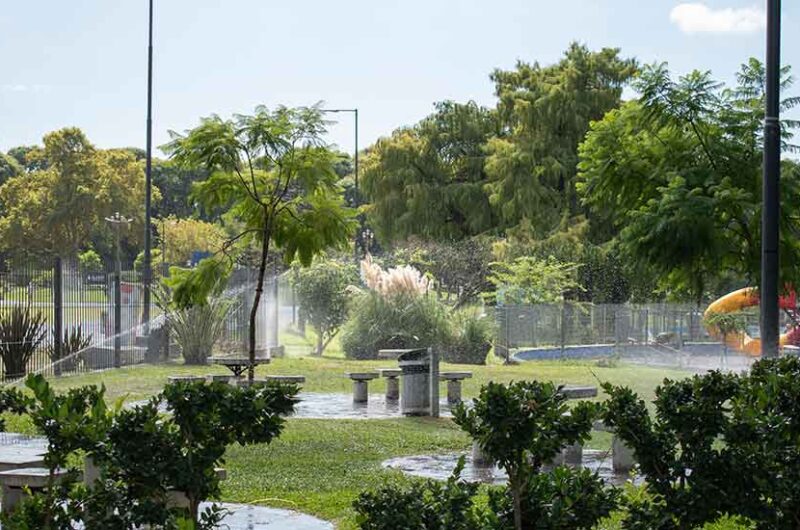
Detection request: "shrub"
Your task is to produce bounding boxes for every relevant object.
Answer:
[483,466,619,530]
[4,375,298,530]
[49,324,92,374]
[453,381,604,530]
[446,308,493,364]
[341,291,452,359]
[602,356,800,530]
[354,457,479,530]
[0,306,47,380]
[292,260,357,355]
[168,296,230,365]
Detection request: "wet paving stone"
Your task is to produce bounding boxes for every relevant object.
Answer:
[382,450,642,486]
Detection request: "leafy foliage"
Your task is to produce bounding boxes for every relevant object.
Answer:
[446,308,493,365]
[165,105,356,378]
[602,357,800,530]
[453,381,603,530]
[354,457,480,530]
[484,466,619,530]
[168,296,231,364]
[0,128,157,259]
[487,256,579,305]
[291,259,357,355]
[0,306,47,380]
[340,291,452,360]
[578,60,800,300]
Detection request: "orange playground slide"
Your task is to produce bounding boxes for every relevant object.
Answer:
[704,287,800,356]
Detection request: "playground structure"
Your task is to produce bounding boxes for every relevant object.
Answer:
[704,287,800,356]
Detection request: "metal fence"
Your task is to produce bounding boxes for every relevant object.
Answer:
[495,303,765,369]
[0,257,150,381]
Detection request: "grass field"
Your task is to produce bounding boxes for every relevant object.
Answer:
[3,330,740,529]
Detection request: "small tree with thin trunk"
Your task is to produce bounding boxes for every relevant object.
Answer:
[453,381,602,530]
[165,105,356,380]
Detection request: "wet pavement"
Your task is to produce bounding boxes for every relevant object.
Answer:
[128,392,461,420]
[0,503,332,529]
[382,449,642,486]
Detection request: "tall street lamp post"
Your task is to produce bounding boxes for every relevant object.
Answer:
[143,0,155,334]
[761,0,781,358]
[321,108,360,258]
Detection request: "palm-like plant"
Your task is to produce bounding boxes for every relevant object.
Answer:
[168,297,231,365]
[0,306,47,380]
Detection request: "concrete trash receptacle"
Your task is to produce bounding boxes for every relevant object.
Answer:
[398,348,430,416]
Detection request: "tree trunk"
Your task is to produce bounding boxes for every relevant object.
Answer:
[512,480,523,530]
[316,333,323,356]
[248,226,271,382]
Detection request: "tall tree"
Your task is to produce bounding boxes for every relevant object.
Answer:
[361,100,498,242]
[165,105,356,380]
[578,60,800,303]
[485,43,637,236]
[0,129,151,259]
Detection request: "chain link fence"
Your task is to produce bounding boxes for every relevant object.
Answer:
[495,303,766,371]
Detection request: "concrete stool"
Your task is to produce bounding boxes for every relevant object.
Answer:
[168,376,206,384]
[550,442,583,467]
[166,468,227,509]
[346,372,379,403]
[471,441,493,467]
[0,467,76,514]
[265,375,306,385]
[593,420,636,473]
[207,374,233,384]
[378,369,402,401]
[439,372,473,404]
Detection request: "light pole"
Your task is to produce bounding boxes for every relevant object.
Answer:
[321,108,359,195]
[105,212,133,368]
[321,108,361,258]
[143,0,155,334]
[761,0,781,358]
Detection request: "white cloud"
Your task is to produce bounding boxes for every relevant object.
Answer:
[670,3,766,34]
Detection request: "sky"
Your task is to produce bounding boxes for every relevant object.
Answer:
[1,1,798,157]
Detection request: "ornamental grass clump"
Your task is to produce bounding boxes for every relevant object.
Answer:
[168,296,231,365]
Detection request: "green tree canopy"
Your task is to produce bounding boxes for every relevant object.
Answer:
[578,60,800,303]
[165,105,357,376]
[0,128,154,259]
[361,100,498,242]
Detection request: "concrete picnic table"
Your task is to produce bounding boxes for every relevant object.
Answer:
[209,356,270,377]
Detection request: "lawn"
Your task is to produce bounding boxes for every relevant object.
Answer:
[4,338,704,529]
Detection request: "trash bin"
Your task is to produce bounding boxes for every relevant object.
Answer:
[398,348,430,416]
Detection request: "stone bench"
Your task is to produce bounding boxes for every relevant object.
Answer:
[0,451,45,474]
[559,386,598,399]
[439,372,473,404]
[345,372,379,403]
[265,375,306,385]
[168,376,206,384]
[377,369,402,401]
[0,467,76,514]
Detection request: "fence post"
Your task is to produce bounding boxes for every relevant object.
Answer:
[114,266,121,368]
[53,257,63,376]
[560,303,567,358]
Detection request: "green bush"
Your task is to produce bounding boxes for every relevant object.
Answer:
[445,309,493,365]
[602,356,800,530]
[354,458,479,530]
[341,291,453,359]
[484,466,618,530]
[168,297,231,365]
